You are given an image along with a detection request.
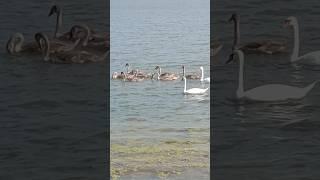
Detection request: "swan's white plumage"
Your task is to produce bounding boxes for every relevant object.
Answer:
[183,77,208,95]
[200,66,210,83]
[232,50,317,101]
[287,16,320,64]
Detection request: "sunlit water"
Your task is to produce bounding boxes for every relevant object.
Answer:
[213,0,320,179]
[0,1,107,179]
[111,0,210,179]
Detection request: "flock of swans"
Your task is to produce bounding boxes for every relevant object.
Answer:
[6,5,109,64]
[217,14,320,102]
[112,63,210,95]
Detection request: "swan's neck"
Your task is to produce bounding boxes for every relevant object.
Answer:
[41,34,51,61]
[15,34,24,52]
[200,68,204,81]
[184,78,187,92]
[237,53,244,97]
[55,9,63,38]
[157,72,160,80]
[126,66,129,73]
[291,21,300,62]
[233,18,240,50]
[182,67,185,77]
[83,26,90,46]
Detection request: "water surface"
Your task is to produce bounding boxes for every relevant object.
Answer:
[212,0,320,179]
[0,1,107,179]
[111,0,210,179]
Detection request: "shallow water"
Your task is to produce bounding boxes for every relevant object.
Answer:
[0,1,107,179]
[213,0,320,179]
[111,0,210,178]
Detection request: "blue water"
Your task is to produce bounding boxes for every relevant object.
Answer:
[111,0,210,178]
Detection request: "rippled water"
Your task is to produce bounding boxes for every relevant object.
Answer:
[111,0,209,179]
[213,0,320,179]
[0,1,107,179]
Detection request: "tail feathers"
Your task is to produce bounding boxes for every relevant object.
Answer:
[303,80,318,94]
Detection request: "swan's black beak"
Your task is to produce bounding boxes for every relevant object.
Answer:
[48,5,58,16]
[228,13,236,22]
[226,54,235,64]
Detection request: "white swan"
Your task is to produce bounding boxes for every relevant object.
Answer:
[183,76,208,95]
[226,50,318,101]
[284,16,320,64]
[200,66,210,83]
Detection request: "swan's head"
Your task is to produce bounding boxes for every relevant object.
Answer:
[48,5,60,16]
[283,16,297,28]
[6,33,24,54]
[70,24,91,46]
[155,65,160,70]
[112,72,118,79]
[125,63,129,67]
[226,50,243,64]
[228,13,238,22]
[200,66,204,70]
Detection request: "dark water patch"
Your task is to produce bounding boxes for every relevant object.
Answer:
[8,100,61,109]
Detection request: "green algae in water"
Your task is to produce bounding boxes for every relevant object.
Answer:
[111,138,209,179]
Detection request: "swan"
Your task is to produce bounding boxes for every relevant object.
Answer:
[182,65,200,80]
[48,5,67,39]
[229,13,287,54]
[70,24,109,51]
[124,72,144,82]
[6,33,40,55]
[112,72,126,80]
[36,32,108,63]
[70,24,92,47]
[155,66,180,81]
[183,76,209,95]
[200,66,210,83]
[283,16,320,64]
[124,63,151,78]
[48,5,88,48]
[226,50,318,101]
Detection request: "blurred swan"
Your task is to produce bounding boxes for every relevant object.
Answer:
[200,66,210,83]
[182,65,200,80]
[155,66,179,81]
[124,63,151,78]
[48,5,67,39]
[6,33,40,55]
[284,16,320,64]
[226,50,318,101]
[36,32,108,63]
[124,72,144,82]
[70,24,109,52]
[112,72,126,80]
[229,13,287,54]
[183,76,208,95]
